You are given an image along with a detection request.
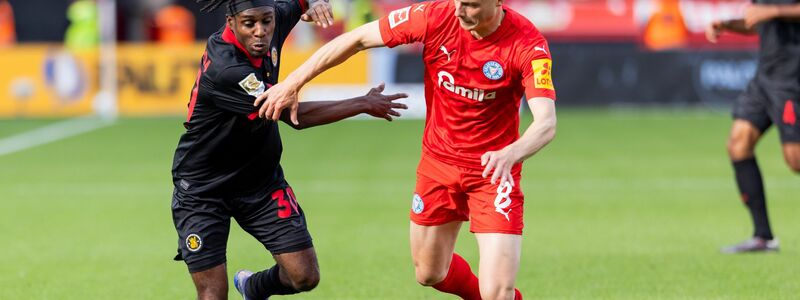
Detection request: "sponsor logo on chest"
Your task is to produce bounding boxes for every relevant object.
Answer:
[437,70,497,102]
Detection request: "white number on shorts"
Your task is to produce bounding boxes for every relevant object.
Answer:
[494,182,513,221]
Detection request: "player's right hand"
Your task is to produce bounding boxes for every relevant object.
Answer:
[301,0,334,28]
[705,20,724,43]
[255,82,300,125]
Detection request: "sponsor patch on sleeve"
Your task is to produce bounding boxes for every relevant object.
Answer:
[531,59,554,90]
[238,73,265,97]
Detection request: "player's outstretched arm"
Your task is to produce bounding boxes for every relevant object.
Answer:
[481,98,556,186]
[278,83,408,130]
[745,3,800,28]
[255,21,386,123]
[706,19,756,43]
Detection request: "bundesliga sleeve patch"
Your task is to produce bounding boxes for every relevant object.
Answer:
[388,6,411,29]
[531,59,554,90]
[238,73,265,97]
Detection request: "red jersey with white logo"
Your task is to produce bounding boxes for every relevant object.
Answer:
[379,0,556,170]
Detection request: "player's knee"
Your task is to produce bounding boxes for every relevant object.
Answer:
[288,271,320,292]
[727,136,755,160]
[414,267,447,286]
[196,285,227,300]
[479,285,515,300]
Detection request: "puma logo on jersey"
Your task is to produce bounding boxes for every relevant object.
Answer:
[437,70,496,102]
[534,46,548,55]
[440,45,456,62]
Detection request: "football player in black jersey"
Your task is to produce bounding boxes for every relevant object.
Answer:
[171,0,407,298]
[707,0,800,253]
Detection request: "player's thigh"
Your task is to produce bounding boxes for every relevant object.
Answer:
[475,233,522,291]
[172,189,232,273]
[232,186,314,256]
[463,168,524,235]
[412,154,469,226]
[409,221,462,282]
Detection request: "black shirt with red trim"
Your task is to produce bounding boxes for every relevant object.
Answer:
[172,0,307,197]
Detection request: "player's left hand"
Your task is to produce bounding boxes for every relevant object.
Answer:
[744,4,780,29]
[255,81,300,125]
[362,83,409,121]
[481,146,519,186]
[302,0,334,28]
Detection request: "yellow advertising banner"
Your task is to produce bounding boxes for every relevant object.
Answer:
[0,43,368,118]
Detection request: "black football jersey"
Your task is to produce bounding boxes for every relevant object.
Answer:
[753,0,800,87]
[172,0,307,197]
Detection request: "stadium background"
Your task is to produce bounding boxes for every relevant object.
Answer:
[1,0,798,299]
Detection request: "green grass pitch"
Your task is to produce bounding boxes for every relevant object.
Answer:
[0,109,798,299]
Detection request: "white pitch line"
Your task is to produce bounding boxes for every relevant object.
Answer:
[0,116,115,157]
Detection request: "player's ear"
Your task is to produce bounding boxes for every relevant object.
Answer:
[226,15,235,29]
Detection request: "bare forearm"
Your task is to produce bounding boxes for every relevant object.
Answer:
[776,4,800,20]
[281,98,366,129]
[510,119,556,163]
[285,22,381,88]
[720,19,757,35]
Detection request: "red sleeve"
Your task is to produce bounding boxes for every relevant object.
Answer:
[378,3,429,48]
[520,40,556,101]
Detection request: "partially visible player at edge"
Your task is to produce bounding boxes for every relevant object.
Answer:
[171,0,407,299]
[256,0,557,299]
[706,0,800,254]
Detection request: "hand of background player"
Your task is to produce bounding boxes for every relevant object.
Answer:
[255,81,300,125]
[302,0,334,28]
[361,83,408,121]
[744,4,780,29]
[481,146,519,187]
[705,20,724,43]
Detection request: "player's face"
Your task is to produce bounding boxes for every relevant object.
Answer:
[454,0,502,31]
[228,6,276,57]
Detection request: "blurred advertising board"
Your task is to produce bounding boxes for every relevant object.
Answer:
[0,43,368,118]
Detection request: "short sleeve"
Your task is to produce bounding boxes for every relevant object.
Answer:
[208,65,266,116]
[378,3,430,48]
[520,40,556,101]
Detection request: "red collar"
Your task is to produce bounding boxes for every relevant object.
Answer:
[221,25,267,68]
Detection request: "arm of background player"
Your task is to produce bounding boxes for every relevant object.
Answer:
[745,3,800,27]
[279,83,407,130]
[254,21,386,121]
[481,99,556,185]
[300,0,334,28]
[705,19,755,43]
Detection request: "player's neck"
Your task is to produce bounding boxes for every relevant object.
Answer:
[469,9,505,39]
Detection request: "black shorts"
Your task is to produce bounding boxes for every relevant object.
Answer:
[171,185,313,273]
[733,78,800,143]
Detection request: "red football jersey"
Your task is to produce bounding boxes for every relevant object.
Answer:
[379,0,556,170]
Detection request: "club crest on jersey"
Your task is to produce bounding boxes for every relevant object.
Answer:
[270,46,278,67]
[239,73,265,97]
[437,70,496,102]
[186,234,202,252]
[483,61,504,80]
[412,194,424,214]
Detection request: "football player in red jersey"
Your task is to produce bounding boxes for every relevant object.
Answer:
[256,1,557,299]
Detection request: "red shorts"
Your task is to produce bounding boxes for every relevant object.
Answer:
[411,152,525,235]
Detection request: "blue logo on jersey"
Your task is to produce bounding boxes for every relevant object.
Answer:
[412,194,424,214]
[483,61,504,80]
